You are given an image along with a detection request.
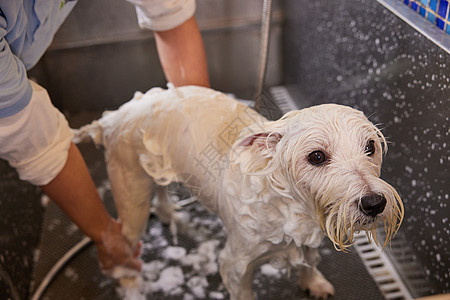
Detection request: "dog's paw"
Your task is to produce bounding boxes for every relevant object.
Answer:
[236,289,255,300]
[103,265,141,281]
[299,271,335,299]
[308,278,335,299]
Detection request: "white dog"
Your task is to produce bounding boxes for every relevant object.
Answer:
[73,85,404,299]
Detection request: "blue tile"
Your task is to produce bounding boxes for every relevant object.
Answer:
[420,0,429,5]
[428,12,436,23]
[436,17,445,29]
[446,24,450,34]
[420,6,427,16]
[411,2,419,10]
[430,0,438,11]
[404,0,410,5]
[438,0,449,18]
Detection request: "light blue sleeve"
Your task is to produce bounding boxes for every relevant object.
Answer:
[0,13,32,118]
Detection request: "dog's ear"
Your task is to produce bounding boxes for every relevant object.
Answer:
[238,132,282,152]
[232,131,283,175]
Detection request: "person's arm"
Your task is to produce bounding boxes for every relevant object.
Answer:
[126,0,210,87]
[41,143,142,272]
[1,3,141,274]
[154,15,210,87]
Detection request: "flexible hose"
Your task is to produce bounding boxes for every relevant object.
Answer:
[30,237,92,300]
[254,0,273,112]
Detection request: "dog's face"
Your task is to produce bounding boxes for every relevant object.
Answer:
[233,104,404,250]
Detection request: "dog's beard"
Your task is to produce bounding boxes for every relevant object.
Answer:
[318,184,404,251]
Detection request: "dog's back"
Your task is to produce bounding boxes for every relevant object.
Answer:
[73,85,266,209]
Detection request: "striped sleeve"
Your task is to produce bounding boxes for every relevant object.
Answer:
[0,12,32,118]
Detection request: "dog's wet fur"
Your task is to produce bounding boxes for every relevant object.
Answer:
[74,86,403,299]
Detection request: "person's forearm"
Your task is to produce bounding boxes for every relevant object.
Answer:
[154,16,210,87]
[40,142,111,243]
[41,142,142,271]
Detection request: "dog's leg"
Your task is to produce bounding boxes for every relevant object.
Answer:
[107,161,153,249]
[153,185,180,244]
[100,160,153,282]
[153,185,178,225]
[219,239,261,300]
[298,265,335,299]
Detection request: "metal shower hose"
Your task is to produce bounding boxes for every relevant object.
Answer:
[255,0,273,112]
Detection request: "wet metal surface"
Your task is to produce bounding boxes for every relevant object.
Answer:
[0,160,43,300]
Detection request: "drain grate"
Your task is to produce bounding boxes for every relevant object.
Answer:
[269,86,298,113]
[353,232,413,300]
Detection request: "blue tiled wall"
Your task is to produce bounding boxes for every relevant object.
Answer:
[403,0,450,33]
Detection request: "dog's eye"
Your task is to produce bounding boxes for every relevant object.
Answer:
[365,140,375,156]
[308,151,327,165]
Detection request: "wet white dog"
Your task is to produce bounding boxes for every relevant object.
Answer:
[74,85,404,299]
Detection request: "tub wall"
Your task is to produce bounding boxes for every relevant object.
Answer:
[282,0,449,296]
[29,0,283,112]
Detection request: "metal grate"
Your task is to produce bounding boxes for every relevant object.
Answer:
[269,86,298,114]
[353,232,413,300]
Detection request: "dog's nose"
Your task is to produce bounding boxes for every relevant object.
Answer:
[360,194,387,217]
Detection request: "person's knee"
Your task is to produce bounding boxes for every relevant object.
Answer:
[0,81,73,185]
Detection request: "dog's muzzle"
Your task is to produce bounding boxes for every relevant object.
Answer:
[359,194,387,217]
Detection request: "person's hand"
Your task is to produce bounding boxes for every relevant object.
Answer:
[94,219,142,276]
